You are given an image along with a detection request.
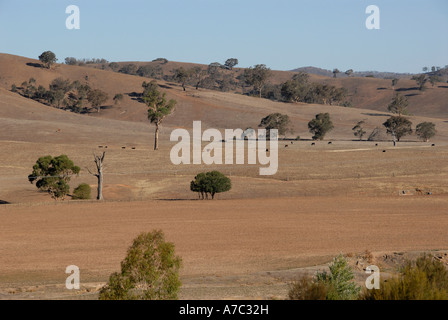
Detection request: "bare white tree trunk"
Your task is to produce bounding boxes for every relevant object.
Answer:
[154,123,160,150]
[87,152,105,200]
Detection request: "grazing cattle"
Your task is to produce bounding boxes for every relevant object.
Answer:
[431,144,435,147]
[285,145,288,148]
[98,146,103,148]
[311,143,315,146]
[266,148,269,152]
[131,147,136,150]
[122,147,126,149]
[375,143,378,146]
[328,142,332,145]
[383,150,386,152]
[104,146,108,148]
[291,141,294,144]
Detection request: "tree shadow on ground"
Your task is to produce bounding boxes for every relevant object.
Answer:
[26,62,43,68]
[85,105,114,113]
[361,113,391,117]
[156,198,198,201]
[127,92,144,103]
[395,87,419,92]
[158,84,173,89]
[405,94,419,97]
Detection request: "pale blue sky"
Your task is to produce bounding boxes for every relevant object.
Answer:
[0,0,447,73]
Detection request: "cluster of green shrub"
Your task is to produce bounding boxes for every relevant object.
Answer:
[65,57,109,66]
[115,63,165,80]
[12,77,109,113]
[279,72,348,105]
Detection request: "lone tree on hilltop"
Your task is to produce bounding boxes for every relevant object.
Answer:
[99,230,182,300]
[387,93,409,116]
[190,171,231,200]
[258,113,290,138]
[416,122,436,142]
[142,80,177,150]
[352,120,366,141]
[28,155,80,200]
[87,89,108,113]
[308,113,334,141]
[39,51,57,69]
[224,58,238,70]
[383,116,413,143]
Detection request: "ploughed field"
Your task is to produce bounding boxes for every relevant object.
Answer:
[1,195,448,299]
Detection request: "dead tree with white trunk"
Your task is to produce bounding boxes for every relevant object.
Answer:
[87,152,105,200]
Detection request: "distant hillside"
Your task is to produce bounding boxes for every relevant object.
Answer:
[291,66,414,79]
[1,53,447,121]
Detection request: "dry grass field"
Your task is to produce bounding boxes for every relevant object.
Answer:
[0,54,447,299]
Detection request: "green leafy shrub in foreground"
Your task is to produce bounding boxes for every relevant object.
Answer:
[289,254,360,300]
[99,230,182,300]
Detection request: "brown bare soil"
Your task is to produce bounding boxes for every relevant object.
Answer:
[1,196,448,299]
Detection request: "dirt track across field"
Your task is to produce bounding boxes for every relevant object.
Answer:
[1,195,447,299]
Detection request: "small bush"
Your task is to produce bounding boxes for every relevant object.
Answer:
[72,183,91,200]
[288,274,328,300]
[296,136,300,141]
[113,93,124,104]
[99,230,182,300]
[11,84,17,92]
[152,58,168,64]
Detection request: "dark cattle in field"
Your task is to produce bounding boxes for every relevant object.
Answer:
[311,143,315,146]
